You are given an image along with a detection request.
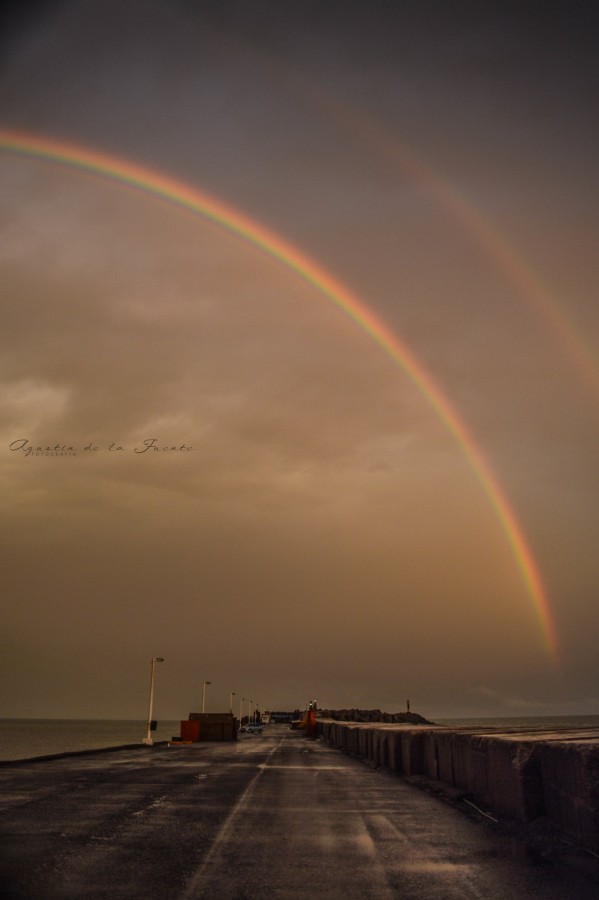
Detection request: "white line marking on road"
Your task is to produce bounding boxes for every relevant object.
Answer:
[180,741,280,899]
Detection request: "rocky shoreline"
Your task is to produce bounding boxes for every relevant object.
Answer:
[317,708,431,724]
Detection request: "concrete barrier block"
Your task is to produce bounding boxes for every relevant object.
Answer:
[357,727,374,761]
[451,734,489,799]
[379,732,392,769]
[368,728,379,764]
[332,723,344,748]
[387,730,403,774]
[486,738,544,822]
[319,721,332,743]
[346,725,359,755]
[435,731,456,785]
[371,730,388,768]
[355,726,365,757]
[541,742,599,854]
[400,730,426,775]
[329,723,341,747]
[422,731,439,780]
[366,728,377,761]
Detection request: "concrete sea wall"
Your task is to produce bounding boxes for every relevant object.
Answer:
[316,720,599,856]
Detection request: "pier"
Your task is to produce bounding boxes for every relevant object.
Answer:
[0,724,597,898]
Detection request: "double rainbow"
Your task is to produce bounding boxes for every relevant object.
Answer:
[0,127,559,657]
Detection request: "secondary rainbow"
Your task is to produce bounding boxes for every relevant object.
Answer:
[0,127,559,657]
[298,85,599,399]
[378,131,599,398]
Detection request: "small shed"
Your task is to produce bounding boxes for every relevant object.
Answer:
[181,712,237,742]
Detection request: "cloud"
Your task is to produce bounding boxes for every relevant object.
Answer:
[1,0,598,718]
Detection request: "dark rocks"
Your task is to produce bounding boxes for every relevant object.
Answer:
[318,708,431,725]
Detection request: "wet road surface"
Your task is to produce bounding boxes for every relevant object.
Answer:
[0,726,597,898]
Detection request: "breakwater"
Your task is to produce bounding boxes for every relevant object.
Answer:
[316,719,599,857]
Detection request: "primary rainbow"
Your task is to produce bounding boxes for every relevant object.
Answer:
[0,127,559,657]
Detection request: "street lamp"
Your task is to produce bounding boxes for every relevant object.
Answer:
[202,680,211,714]
[240,696,246,723]
[229,691,236,715]
[249,700,254,724]
[143,657,164,746]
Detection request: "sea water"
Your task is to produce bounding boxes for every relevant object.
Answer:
[0,718,182,761]
[435,715,599,730]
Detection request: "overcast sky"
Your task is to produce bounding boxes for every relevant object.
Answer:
[1,1,598,721]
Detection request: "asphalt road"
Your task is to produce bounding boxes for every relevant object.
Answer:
[0,726,596,899]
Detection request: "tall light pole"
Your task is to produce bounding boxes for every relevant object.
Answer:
[229,691,236,715]
[143,657,164,746]
[202,680,211,714]
[249,700,254,724]
[240,696,246,723]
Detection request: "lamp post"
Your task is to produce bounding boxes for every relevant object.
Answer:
[240,696,246,724]
[249,700,254,724]
[143,657,164,746]
[229,691,236,715]
[202,680,211,714]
